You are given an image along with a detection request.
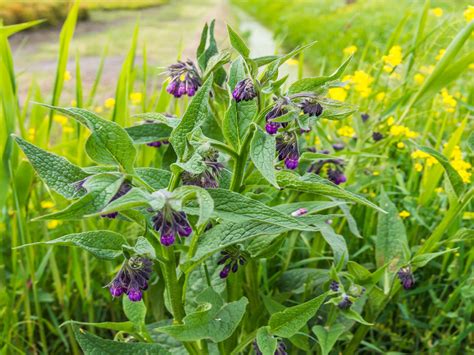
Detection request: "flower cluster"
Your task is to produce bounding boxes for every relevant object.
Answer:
[440,88,456,113]
[232,78,257,102]
[265,99,288,135]
[182,149,224,188]
[276,132,300,170]
[337,125,355,138]
[450,145,472,183]
[217,248,247,279]
[101,181,132,219]
[108,256,153,302]
[389,124,418,139]
[147,140,169,148]
[166,60,202,98]
[397,266,415,290]
[382,45,403,72]
[308,150,347,185]
[328,279,365,310]
[152,207,192,246]
[343,70,374,98]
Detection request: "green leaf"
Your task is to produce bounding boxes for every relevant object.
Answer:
[92,188,161,216]
[123,298,146,325]
[171,186,214,226]
[206,189,317,231]
[288,55,352,94]
[169,74,213,161]
[16,231,127,260]
[125,123,172,144]
[269,292,327,338]
[133,113,179,128]
[341,309,373,326]
[250,126,278,188]
[13,135,89,199]
[35,174,123,220]
[418,145,465,197]
[135,168,171,190]
[312,324,345,355]
[375,190,409,268]
[0,19,45,37]
[157,288,248,342]
[227,25,250,58]
[41,105,137,173]
[62,320,135,333]
[347,261,372,283]
[72,325,170,354]
[256,327,277,355]
[411,249,457,269]
[468,132,474,153]
[320,224,348,265]
[276,171,385,213]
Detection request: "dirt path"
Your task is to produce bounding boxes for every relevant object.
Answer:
[10,0,232,103]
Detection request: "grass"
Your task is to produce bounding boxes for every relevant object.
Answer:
[1,0,473,353]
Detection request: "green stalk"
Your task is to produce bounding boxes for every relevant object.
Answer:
[230,125,255,192]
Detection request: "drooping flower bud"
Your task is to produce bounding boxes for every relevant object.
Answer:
[372,131,384,142]
[300,99,323,117]
[361,113,370,122]
[327,168,347,185]
[217,248,246,279]
[337,294,353,310]
[329,280,340,292]
[291,208,308,217]
[265,102,288,135]
[147,140,169,148]
[232,78,257,102]
[166,60,201,98]
[152,208,193,247]
[107,256,153,302]
[182,149,224,189]
[397,266,415,290]
[332,143,345,151]
[276,132,299,170]
[101,181,132,219]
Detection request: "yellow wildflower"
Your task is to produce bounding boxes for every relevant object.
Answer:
[411,149,438,167]
[105,97,115,109]
[41,201,55,209]
[373,171,380,176]
[435,187,444,193]
[328,87,348,102]
[431,7,443,17]
[70,99,77,107]
[414,163,423,172]
[387,116,395,126]
[314,136,321,146]
[94,106,104,114]
[47,220,60,229]
[469,63,474,70]
[64,70,71,82]
[435,49,445,61]
[286,58,299,66]
[343,45,358,55]
[440,89,456,113]
[464,5,474,22]
[399,210,410,219]
[389,125,417,139]
[130,92,143,105]
[53,114,68,126]
[344,70,373,98]
[397,142,405,149]
[376,92,386,101]
[449,146,472,183]
[337,126,355,138]
[414,73,424,85]
[382,45,403,72]
[28,128,36,141]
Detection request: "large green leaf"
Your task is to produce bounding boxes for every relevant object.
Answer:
[41,105,137,173]
[227,25,250,58]
[35,174,123,220]
[72,325,170,354]
[312,324,345,355]
[170,74,214,160]
[269,292,327,338]
[135,168,171,190]
[92,187,162,216]
[125,123,172,144]
[375,191,409,268]
[250,126,278,188]
[276,171,385,213]
[13,135,89,199]
[157,288,247,342]
[16,230,127,260]
[256,327,277,355]
[171,185,214,226]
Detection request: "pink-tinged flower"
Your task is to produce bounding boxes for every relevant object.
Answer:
[108,256,153,302]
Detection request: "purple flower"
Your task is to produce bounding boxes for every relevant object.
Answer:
[101,181,132,219]
[265,121,280,135]
[232,78,257,102]
[147,140,169,148]
[329,280,340,292]
[327,168,347,185]
[300,99,323,117]
[254,339,287,355]
[107,256,153,302]
[265,101,288,135]
[166,60,202,98]
[361,113,370,122]
[397,266,415,290]
[332,143,345,151]
[337,294,352,310]
[182,149,224,189]
[276,133,299,170]
[217,249,246,279]
[372,131,383,142]
[152,208,193,247]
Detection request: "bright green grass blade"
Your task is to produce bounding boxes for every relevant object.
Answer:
[87,46,108,107]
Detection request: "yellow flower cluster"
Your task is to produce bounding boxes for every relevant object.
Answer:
[328,87,348,102]
[105,97,115,109]
[435,49,445,61]
[286,58,299,66]
[399,210,410,219]
[343,45,358,55]
[464,5,474,22]
[130,92,143,105]
[343,70,373,98]
[411,149,438,168]
[337,125,355,138]
[389,125,418,139]
[440,89,456,113]
[450,145,472,183]
[376,92,386,101]
[64,70,71,82]
[382,45,402,72]
[431,7,443,17]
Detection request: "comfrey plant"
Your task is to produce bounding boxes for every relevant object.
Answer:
[14,21,469,354]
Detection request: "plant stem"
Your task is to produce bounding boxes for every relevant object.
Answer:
[230,125,255,192]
